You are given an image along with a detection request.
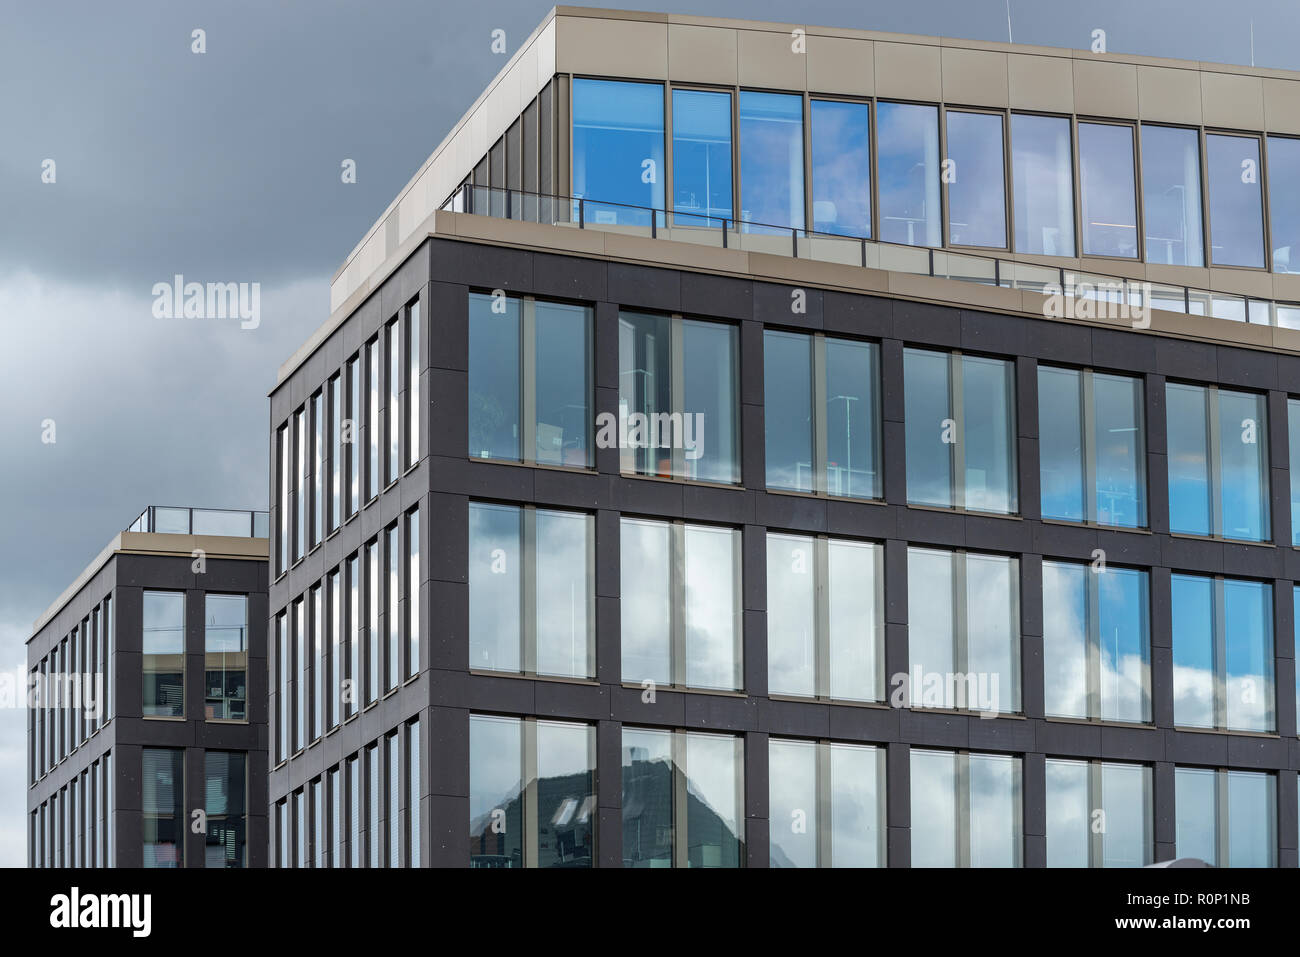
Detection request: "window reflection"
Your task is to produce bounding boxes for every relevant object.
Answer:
[911,749,1021,867]
[945,111,1006,248]
[572,79,664,225]
[1011,114,1074,256]
[1269,136,1300,273]
[1046,759,1151,867]
[672,89,732,227]
[1172,574,1274,733]
[769,738,885,867]
[1207,133,1265,268]
[1141,125,1204,267]
[877,102,941,246]
[739,91,804,232]
[622,727,743,868]
[204,594,247,721]
[143,747,183,867]
[1175,767,1275,867]
[1079,122,1137,258]
[143,591,184,718]
[811,99,871,237]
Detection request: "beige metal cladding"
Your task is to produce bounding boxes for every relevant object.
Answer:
[328,5,1300,316]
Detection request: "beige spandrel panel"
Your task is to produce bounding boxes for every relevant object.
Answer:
[556,15,668,79]
[875,40,941,102]
[1072,58,1138,118]
[1263,78,1300,135]
[1200,71,1265,130]
[941,47,1008,107]
[1007,53,1073,112]
[668,23,737,86]
[536,18,557,88]
[1137,65,1202,125]
[806,34,873,96]
[737,27,806,90]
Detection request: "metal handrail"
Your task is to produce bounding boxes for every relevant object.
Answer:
[445,183,1300,330]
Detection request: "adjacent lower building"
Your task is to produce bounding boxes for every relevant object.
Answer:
[270,6,1300,867]
[27,506,269,868]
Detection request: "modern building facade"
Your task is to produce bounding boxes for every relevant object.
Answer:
[27,506,269,868]
[268,7,1300,867]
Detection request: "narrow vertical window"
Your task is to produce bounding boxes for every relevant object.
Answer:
[571,78,664,225]
[348,754,362,868]
[348,355,361,514]
[1078,121,1138,258]
[1268,136,1300,273]
[204,594,247,721]
[1011,113,1074,256]
[1141,125,1204,267]
[672,88,733,227]
[387,733,400,867]
[1207,133,1265,268]
[349,556,360,718]
[386,523,399,692]
[277,424,289,573]
[142,747,184,868]
[739,91,805,232]
[330,374,342,530]
[294,599,306,750]
[204,752,247,868]
[407,508,420,679]
[367,337,380,500]
[877,102,941,247]
[810,99,870,238]
[367,540,379,704]
[367,744,380,869]
[408,720,421,867]
[276,613,288,763]
[387,317,400,485]
[944,110,1006,248]
[313,390,324,545]
[313,585,323,739]
[407,299,420,468]
[329,568,341,729]
[330,766,342,868]
[295,407,307,559]
[143,591,185,718]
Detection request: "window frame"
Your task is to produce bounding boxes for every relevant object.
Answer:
[1075,116,1142,262]
[940,104,1012,253]
[1204,127,1269,271]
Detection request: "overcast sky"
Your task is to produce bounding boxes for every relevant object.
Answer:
[1,0,1296,869]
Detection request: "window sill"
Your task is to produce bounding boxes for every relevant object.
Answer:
[467,455,597,476]
[1039,518,1151,535]
[471,669,598,686]
[906,503,1021,521]
[767,693,889,709]
[619,682,747,698]
[1043,715,1153,729]
[907,706,1025,719]
[1172,725,1278,738]
[765,488,886,507]
[618,471,742,491]
[1167,532,1274,547]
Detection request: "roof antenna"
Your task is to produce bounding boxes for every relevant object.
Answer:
[1250,19,1255,66]
[1006,0,1013,43]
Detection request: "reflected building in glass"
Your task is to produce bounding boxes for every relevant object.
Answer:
[27,506,269,868]
[267,7,1300,868]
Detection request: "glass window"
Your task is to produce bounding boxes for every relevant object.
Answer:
[294,599,306,748]
[348,354,361,514]
[142,747,183,867]
[1011,113,1074,256]
[739,91,804,232]
[1079,122,1137,258]
[1172,574,1274,733]
[620,518,741,691]
[295,408,307,559]
[572,78,664,225]
[1269,136,1300,273]
[407,720,420,868]
[328,569,341,730]
[469,715,596,867]
[468,292,592,468]
[1175,767,1275,867]
[204,594,247,721]
[672,89,732,227]
[348,556,360,719]
[348,755,362,868]
[1043,560,1150,723]
[387,734,400,868]
[367,744,380,869]
[407,299,420,467]
[1166,383,1269,541]
[1207,133,1265,268]
[1290,399,1300,546]
[313,391,324,544]
[910,749,1021,867]
[1141,125,1204,267]
[904,348,1017,513]
[621,727,743,868]
[312,586,323,739]
[277,424,288,573]
[1045,759,1151,867]
[769,738,885,867]
[766,533,883,701]
[367,338,379,500]
[764,331,881,499]
[330,374,342,530]
[204,752,246,868]
[313,777,324,868]
[387,318,400,485]
[276,613,287,763]
[407,508,419,680]
[1038,366,1146,527]
[810,99,871,237]
[617,311,739,484]
[386,524,399,692]
[469,503,593,679]
[143,591,184,718]
[877,102,941,247]
[945,110,1006,248]
[907,548,1019,714]
[366,541,379,705]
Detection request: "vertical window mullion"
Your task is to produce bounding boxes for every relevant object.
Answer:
[1086,564,1102,721]
[1088,762,1104,867]
[956,752,971,868]
[521,299,537,465]
[812,336,829,495]
[953,552,969,679]
[671,523,687,688]
[1213,577,1228,730]
[671,317,686,478]
[523,718,538,868]
[950,354,966,509]
[814,537,831,699]
[522,508,537,675]
[1207,387,1224,537]
[1081,371,1099,522]
[1215,768,1229,867]
[672,730,689,868]
[816,741,832,867]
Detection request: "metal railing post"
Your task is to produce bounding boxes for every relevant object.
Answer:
[578,198,585,229]
[792,228,798,258]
